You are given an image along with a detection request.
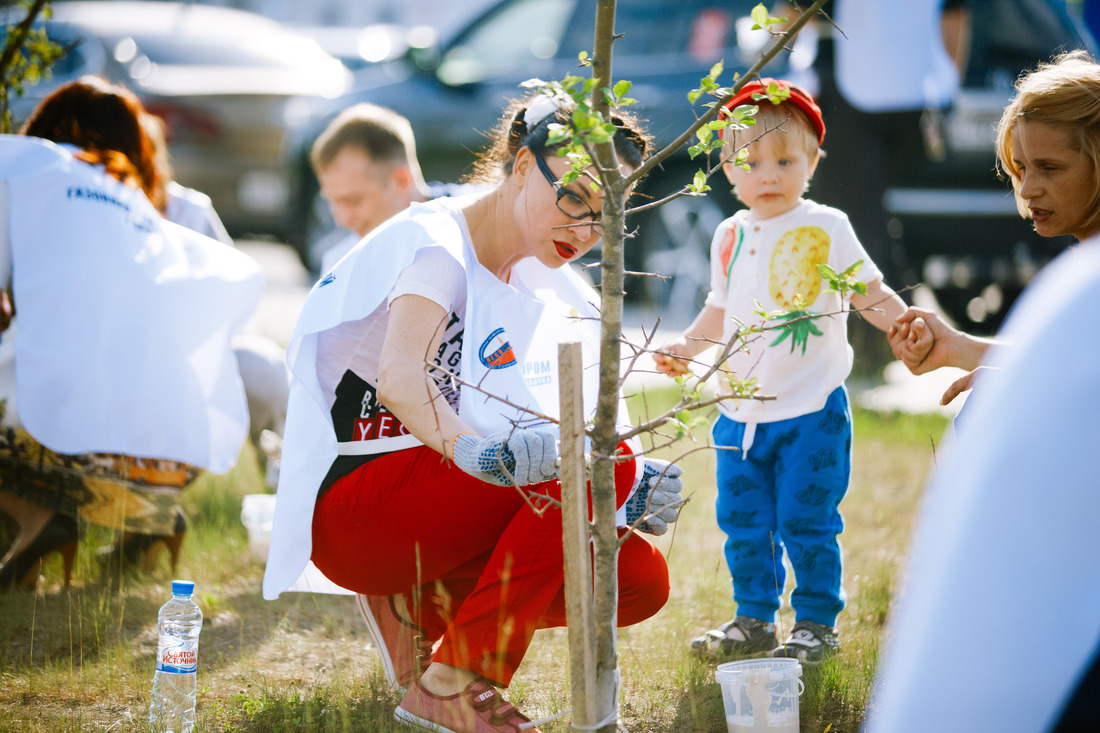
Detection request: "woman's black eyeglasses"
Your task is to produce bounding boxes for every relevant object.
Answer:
[534,155,602,235]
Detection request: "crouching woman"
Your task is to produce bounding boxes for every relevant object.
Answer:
[263,95,682,733]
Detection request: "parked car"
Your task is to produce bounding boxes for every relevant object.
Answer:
[6,1,351,242]
[283,0,1093,330]
[290,23,438,71]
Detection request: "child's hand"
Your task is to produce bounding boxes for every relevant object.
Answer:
[653,342,693,377]
[887,314,915,362]
[895,316,934,372]
[888,308,942,374]
[906,315,934,361]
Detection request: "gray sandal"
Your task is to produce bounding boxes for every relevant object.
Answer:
[690,615,778,659]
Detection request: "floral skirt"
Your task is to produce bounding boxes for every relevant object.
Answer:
[0,425,201,536]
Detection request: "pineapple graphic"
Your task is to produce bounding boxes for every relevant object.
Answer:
[768,226,831,355]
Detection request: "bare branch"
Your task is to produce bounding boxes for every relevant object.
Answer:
[423,359,561,427]
[626,113,809,217]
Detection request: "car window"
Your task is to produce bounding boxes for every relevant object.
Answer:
[559,1,763,67]
[964,0,1092,90]
[436,0,575,86]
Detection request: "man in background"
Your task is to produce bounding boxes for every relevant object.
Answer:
[310,103,446,272]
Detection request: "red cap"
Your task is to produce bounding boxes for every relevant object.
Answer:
[722,78,826,145]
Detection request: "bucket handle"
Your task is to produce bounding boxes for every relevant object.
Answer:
[766,678,806,696]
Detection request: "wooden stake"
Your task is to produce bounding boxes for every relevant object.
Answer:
[559,340,597,727]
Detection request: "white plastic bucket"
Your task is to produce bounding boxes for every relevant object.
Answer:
[715,658,804,733]
[240,494,277,563]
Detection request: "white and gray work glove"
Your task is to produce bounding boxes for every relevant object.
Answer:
[452,428,560,486]
[624,458,684,536]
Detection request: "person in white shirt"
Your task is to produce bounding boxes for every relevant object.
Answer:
[0,77,261,589]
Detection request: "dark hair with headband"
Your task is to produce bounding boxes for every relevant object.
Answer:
[466,94,651,184]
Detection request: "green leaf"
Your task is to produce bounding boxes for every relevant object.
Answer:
[613,80,632,97]
[587,126,612,144]
[688,169,710,193]
[726,374,759,398]
[729,104,759,124]
[750,3,769,29]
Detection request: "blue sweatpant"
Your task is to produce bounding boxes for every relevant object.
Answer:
[712,386,851,627]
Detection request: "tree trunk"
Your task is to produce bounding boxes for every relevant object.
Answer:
[589,2,627,730]
[567,2,828,730]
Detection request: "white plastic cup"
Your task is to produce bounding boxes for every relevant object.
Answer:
[715,658,804,733]
[240,494,277,563]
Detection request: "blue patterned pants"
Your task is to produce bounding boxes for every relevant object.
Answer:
[712,386,851,627]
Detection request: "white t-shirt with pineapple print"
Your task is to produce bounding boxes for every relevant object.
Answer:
[704,199,882,423]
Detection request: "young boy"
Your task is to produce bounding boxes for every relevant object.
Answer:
[654,78,929,663]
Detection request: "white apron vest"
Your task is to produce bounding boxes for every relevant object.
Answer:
[263,200,635,599]
[0,136,262,473]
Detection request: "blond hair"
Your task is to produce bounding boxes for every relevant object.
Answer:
[724,101,822,166]
[996,50,1100,238]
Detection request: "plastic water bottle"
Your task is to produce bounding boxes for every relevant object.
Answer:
[150,580,202,733]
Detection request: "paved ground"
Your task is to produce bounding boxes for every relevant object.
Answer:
[237,240,966,418]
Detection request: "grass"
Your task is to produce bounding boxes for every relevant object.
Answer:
[0,388,949,732]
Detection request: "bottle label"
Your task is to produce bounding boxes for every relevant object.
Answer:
[156,636,198,674]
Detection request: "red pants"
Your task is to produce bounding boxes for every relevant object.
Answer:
[311,444,669,686]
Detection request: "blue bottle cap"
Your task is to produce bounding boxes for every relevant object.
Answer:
[171,580,195,596]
